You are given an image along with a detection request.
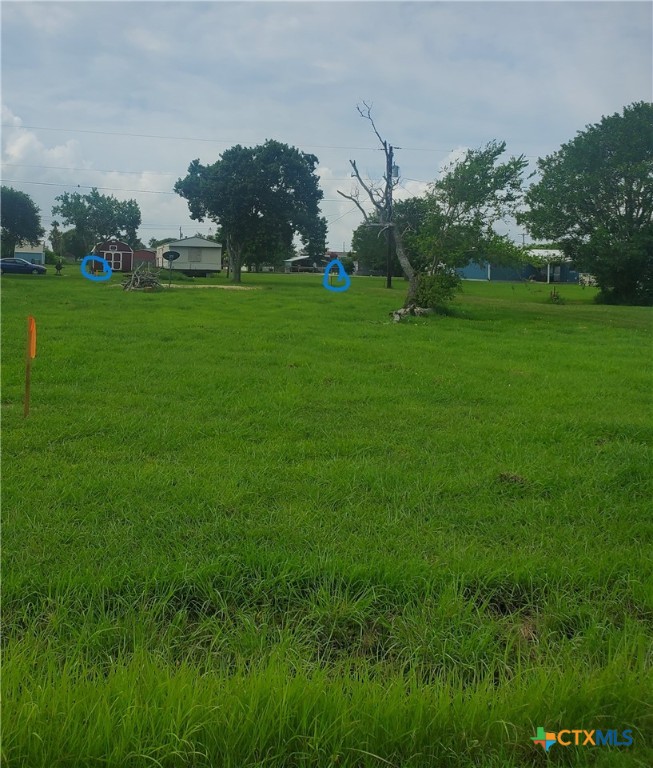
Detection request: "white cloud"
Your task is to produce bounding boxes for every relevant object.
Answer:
[123,27,169,55]
[3,2,76,36]
[1,1,650,250]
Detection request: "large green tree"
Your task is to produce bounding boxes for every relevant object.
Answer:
[175,140,327,283]
[418,140,529,273]
[60,228,89,262]
[1,186,45,257]
[518,102,653,304]
[52,188,142,254]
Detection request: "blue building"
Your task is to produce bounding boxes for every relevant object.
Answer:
[15,241,45,265]
[458,250,579,283]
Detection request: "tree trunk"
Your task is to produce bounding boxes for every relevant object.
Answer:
[226,236,242,283]
[393,228,418,305]
[231,251,242,283]
[1,235,17,258]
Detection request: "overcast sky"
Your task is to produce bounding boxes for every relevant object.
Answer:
[2,1,651,251]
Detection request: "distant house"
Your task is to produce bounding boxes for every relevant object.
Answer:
[356,262,384,277]
[284,254,318,272]
[93,238,134,272]
[458,249,579,284]
[523,248,579,283]
[155,236,222,276]
[15,241,45,265]
[284,250,337,273]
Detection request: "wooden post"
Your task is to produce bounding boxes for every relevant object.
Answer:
[386,144,393,289]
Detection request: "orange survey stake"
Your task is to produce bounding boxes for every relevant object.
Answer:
[24,315,37,417]
[28,315,37,359]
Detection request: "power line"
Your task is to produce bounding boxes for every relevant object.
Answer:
[1,123,394,152]
[39,216,217,232]
[1,178,358,201]
[1,162,437,183]
[2,123,543,157]
[327,206,370,223]
[1,179,176,195]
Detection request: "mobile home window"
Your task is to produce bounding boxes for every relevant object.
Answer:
[187,248,202,262]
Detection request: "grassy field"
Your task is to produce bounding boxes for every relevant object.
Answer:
[2,270,652,767]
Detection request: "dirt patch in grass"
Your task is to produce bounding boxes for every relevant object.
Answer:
[162,284,260,290]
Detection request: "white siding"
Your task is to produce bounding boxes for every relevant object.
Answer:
[155,239,222,271]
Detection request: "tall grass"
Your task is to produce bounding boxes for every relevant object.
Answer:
[2,272,652,766]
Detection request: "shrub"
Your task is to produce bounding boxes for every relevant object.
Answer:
[340,256,356,275]
[547,287,566,304]
[415,268,461,309]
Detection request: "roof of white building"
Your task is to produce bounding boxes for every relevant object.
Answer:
[165,236,222,248]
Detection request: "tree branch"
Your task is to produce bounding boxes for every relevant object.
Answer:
[336,189,370,221]
[357,101,387,152]
[349,160,384,214]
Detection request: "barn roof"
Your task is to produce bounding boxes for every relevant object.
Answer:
[94,238,132,252]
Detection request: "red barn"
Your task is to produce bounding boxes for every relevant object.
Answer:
[93,238,134,272]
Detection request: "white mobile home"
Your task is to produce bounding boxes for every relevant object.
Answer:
[155,236,222,276]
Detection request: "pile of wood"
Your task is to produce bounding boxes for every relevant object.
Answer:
[122,263,163,291]
[390,305,435,323]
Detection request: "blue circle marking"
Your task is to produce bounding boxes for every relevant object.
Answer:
[323,258,351,292]
[80,255,112,282]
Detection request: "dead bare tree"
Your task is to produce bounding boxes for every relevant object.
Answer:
[337,103,419,314]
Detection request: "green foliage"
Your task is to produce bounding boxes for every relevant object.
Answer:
[175,140,327,282]
[59,228,88,261]
[351,219,401,275]
[394,197,429,269]
[52,187,142,252]
[476,232,530,268]
[339,255,356,274]
[519,102,653,305]
[584,223,653,306]
[415,268,462,309]
[0,185,45,256]
[356,141,529,309]
[547,287,566,305]
[49,220,63,256]
[242,230,294,272]
[148,236,177,249]
[418,141,529,273]
[43,247,58,265]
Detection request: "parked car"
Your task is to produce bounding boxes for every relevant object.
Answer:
[0,258,47,275]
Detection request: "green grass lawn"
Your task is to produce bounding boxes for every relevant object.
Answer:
[2,271,652,767]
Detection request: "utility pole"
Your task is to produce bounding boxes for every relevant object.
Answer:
[386,144,394,289]
[337,102,417,305]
